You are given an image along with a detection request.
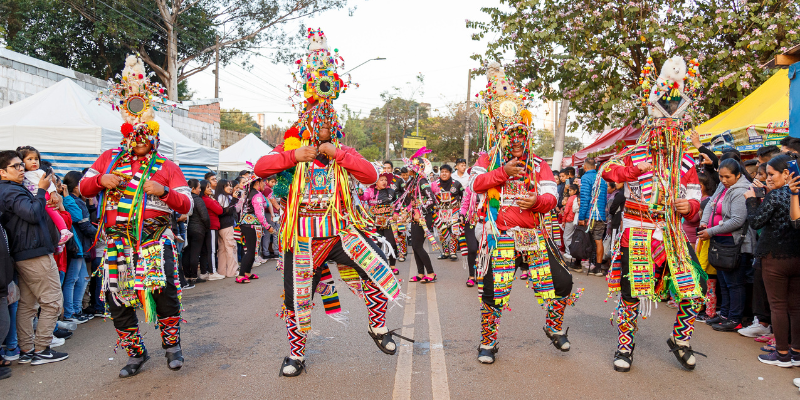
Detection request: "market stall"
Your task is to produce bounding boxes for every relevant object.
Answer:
[570,125,641,167]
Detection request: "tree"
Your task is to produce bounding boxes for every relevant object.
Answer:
[220,109,260,134]
[52,0,349,100]
[178,80,195,101]
[468,0,800,132]
[419,101,480,162]
[261,123,290,147]
[529,129,583,158]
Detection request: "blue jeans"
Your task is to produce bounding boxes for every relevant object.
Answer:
[713,236,751,323]
[3,295,18,350]
[62,257,89,318]
[91,257,104,313]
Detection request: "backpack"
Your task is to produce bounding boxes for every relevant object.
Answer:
[568,226,593,260]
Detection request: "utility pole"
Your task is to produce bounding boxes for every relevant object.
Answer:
[463,70,472,163]
[214,35,220,98]
[384,102,391,160]
[552,98,570,170]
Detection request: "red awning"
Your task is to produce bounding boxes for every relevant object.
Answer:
[570,125,641,167]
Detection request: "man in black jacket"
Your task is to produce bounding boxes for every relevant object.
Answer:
[0,150,67,365]
[0,223,13,379]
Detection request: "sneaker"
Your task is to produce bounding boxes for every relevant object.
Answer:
[50,336,66,348]
[794,377,800,388]
[589,266,603,276]
[182,282,195,290]
[65,314,90,325]
[437,254,449,260]
[758,351,792,367]
[738,320,771,338]
[80,312,95,321]
[712,319,742,332]
[53,328,73,340]
[198,273,210,281]
[2,347,20,361]
[94,310,108,318]
[31,347,69,365]
[704,315,725,325]
[57,229,74,245]
[791,350,800,367]
[17,349,34,364]
[207,273,225,281]
[194,277,207,283]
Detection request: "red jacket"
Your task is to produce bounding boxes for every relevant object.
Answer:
[471,152,558,231]
[80,149,193,229]
[56,209,72,273]
[202,196,223,230]
[561,195,577,223]
[255,143,378,185]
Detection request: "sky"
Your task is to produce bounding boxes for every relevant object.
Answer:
[188,0,590,143]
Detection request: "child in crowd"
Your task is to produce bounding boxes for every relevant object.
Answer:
[561,184,580,255]
[16,146,72,245]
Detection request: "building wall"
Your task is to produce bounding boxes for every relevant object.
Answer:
[0,48,220,149]
[220,129,248,149]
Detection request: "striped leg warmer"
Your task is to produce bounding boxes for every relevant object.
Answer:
[673,298,697,342]
[285,310,307,359]
[363,280,388,329]
[157,315,181,348]
[616,298,639,353]
[480,303,502,347]
[545,297,568,333]
[115,326,146,357]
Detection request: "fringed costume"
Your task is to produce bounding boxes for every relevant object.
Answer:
[459,181,482,284]
[397,150,438,280]
[469,62,581,364]
[360,173,400,275]
[82,55,192,378]
[254,29,404,377]
[598,56,706,372]
[433,175,464,260]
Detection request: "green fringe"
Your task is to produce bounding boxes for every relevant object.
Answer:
[143,290,158,325]
[274,167,295,199]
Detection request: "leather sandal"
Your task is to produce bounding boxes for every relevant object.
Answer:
[235,276,250,284]
[466,278,475,287]
[613,344,635,372]
[279,356,306,377]
[410,276,423,282]
[166,348,184,371]
[119,351,150,378]
[666,337,706,370]
[247,273,259,280]
[477,344,498,364]
[544,326,571,352]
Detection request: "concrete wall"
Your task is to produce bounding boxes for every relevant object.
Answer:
[220,129,247,149]
[0,48,220,149]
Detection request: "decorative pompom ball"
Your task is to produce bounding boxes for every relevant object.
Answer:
[284,137,301,151]
[487,187,500,200]
[489,198,500,208]
[146,121,160,134]
[302,130,310,140]
[520,109,533,126]
[284,126,300,140]
[121,123,134,137]
[273,167,295,199]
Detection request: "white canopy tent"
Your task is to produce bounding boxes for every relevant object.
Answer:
[0,79,219,175]
[218,133,273,172]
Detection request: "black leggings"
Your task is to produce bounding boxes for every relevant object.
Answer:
[199,230,217,275]
[465,224,477,278]
[181,228,205,279]
[109,249,180,330]
[376,226,397,267]
[481,246,573,307]
[239,224,260,277]
[411,214,434,275]
[283,232,386,309]
[753,260,771,324]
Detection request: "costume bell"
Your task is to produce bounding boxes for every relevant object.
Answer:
[254,29,406,377]
[468,62,582,364]
[599,55,706,372]
[83,55,193,378]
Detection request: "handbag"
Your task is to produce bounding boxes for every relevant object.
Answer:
[707,193,748,271]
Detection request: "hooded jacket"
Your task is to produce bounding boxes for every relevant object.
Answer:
[0,180,59,262]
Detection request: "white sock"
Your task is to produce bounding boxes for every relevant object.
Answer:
[369,326,395,351]
[283,355,304,375]
[675,339,696,366]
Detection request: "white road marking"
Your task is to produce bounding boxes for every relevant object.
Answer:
[426,282,451,400]
[392,267,417,400]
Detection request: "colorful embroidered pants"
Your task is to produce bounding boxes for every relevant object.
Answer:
[362,280,388,329]
[480,303,502,347]
[438,225,458,256]
[108,250,182,353]
[616,299,639,352]
[673,299,698,342]
[285,310,307,358]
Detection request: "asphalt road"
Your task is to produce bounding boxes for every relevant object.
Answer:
[5,254,799,399]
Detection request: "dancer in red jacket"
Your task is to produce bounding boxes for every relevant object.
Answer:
[82,55,192,378]
[255,29,404,377]
[599,56,705,372]
[469,62,581,364]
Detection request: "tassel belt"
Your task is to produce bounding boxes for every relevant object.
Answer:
[623,200,665,223]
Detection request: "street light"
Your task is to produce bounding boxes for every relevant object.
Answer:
[344,57,386,74]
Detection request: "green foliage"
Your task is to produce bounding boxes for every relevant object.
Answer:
[530,130,584,158]
[178,80,195,102]
[221,109,259,134]
[468,0,800,132]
